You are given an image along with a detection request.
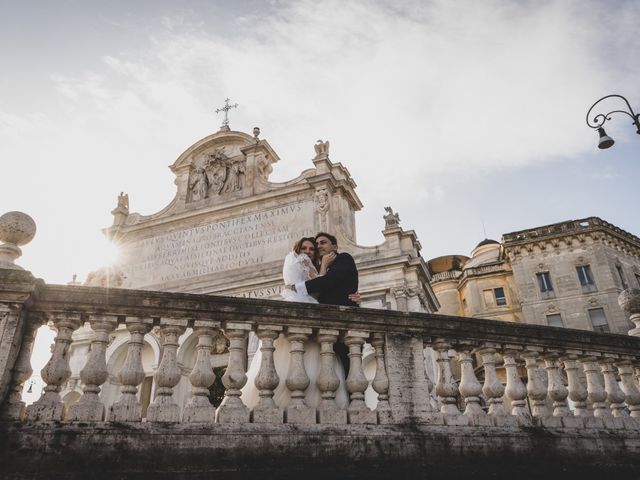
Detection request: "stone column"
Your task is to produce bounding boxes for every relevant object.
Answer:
[316,329,346,424]
[616,359,640,422]
[600,357,628,429]
[251,325,283,423]
[345,331,376,424]
[26,312,82,421]
[146,318,187,423]
[479,345,515,426]
[562,353,590,425]
[580,356,608,428]
[285,327,315,424]
[503,347,530,425]
[215,322,251,423]
[371,332,392,424]
[109,316,153,422]
[385,334,434,423]
[68,315,118,421]
[522,348,550,422]
[183,322,218,423]
[432,339,467,426]
[543,351,579,428]
[1,318,38,420]
[456,343,490,426]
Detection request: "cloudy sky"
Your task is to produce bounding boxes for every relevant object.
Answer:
[1,0,639,285]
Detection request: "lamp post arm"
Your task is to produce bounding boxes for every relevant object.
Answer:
[586,94,640,133]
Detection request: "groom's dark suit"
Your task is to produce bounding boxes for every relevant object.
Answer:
[303,252,359,307]
[303,251,358,376]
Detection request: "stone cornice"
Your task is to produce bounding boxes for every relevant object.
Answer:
[502,217,640,259]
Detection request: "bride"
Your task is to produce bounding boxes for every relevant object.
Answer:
[241,237,350,410]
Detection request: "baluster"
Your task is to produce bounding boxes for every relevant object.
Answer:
[284,327,315,424]
[432,339,467,426]
[522,348,550,422]
[543,351,578,428]
[316,329,346,424]
[478,346,515,426]
[2,319,38,420]
[503,347,531,425]
[251,325,283,423]
[26,313,82,421]
[215,322,252,423]
[562,353,589,426]
[616,359,640,428]
[456,342,490,426]
[600,356,626,429]
[371,332,392,424]
[68,315,118,421]
[183,322,219,423]
[146,318,187,422]
[580,356,608,428]
[345,331,376,424]
[109,316,153,422]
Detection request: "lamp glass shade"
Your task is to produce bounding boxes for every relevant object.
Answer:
[597,127,614,149]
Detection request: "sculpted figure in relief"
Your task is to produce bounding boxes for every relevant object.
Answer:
[205,152,228,196]
[221,158,245,193]
[256,153,272,180]
[188,166,208,202]
[384,206,400,229]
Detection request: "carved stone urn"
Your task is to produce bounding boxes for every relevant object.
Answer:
[0,211,36,270]
[619,288,640,337]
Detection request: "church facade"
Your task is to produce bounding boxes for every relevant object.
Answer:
[429,217,640,334]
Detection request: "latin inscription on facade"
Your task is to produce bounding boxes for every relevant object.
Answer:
[119,202,315,288]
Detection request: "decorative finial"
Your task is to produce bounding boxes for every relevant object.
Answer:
[215,97,238,131]
[314,140,330,158]
[383,207,401,229]
[0,211,36,270]
[253,126,261,142]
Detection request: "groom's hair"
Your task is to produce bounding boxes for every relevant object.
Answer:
[315,232,337,246]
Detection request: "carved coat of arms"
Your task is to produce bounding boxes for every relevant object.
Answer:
[187,149,246,202]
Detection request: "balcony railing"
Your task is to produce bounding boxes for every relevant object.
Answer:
[2,269,640,431]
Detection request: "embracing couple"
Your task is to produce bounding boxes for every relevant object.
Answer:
[241,233,360,410]
[282,232,360,307]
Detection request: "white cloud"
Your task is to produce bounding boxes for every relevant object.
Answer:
[1,0,639,281]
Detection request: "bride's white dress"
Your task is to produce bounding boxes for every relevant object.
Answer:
[241,252,350,410]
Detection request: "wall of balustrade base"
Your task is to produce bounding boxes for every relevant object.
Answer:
[1,422,639,479]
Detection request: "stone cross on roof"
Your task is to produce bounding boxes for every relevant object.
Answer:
[215,97,238,130]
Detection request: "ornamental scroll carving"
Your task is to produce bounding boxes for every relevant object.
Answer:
[315,186,330,231]
[187,149,246,203]
[315,187,329,213]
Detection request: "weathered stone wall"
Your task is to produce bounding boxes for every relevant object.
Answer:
[1,422,639,479]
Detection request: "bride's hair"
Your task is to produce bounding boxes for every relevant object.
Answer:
[293,237,320,270]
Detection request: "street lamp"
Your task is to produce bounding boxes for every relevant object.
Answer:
[586,94,640,149]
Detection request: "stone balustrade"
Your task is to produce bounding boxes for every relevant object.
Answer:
[3,269,640,431]
[4,271,640,477]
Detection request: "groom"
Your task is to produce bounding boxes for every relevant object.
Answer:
[292,232,359,307]
[291,232,358,375]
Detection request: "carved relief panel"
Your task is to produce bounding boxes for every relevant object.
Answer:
[187,148,246,203]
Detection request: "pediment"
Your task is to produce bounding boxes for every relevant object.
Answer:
[170,130,275,173]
